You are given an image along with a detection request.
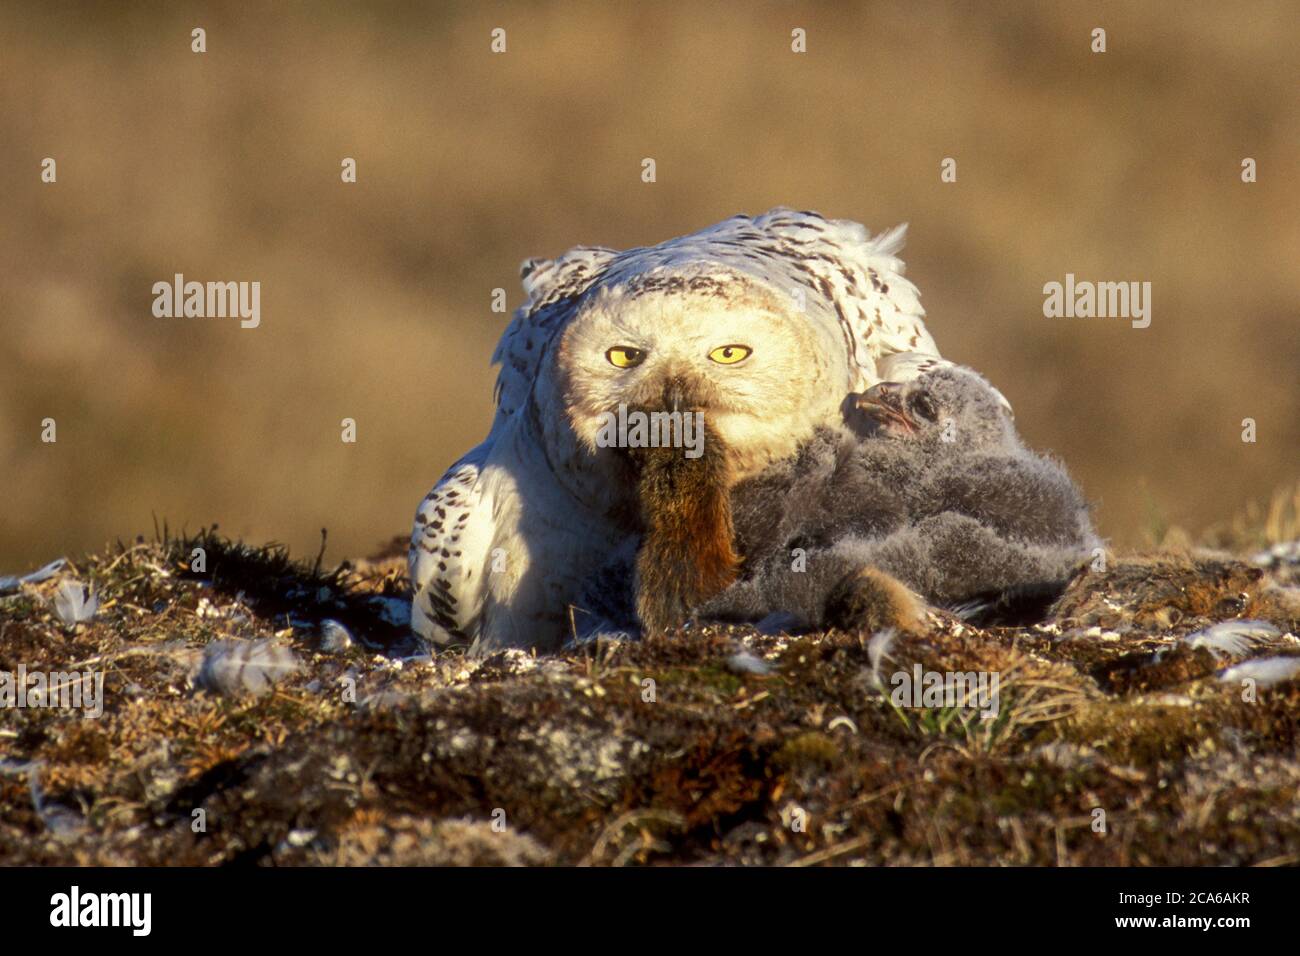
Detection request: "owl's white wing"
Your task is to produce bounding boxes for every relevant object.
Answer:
[414,247,621,648]
[409,441,496,646]
[877,352,951,381]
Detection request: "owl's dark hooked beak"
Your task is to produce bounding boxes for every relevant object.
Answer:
[660,375,702,414]
[857,382,918,434]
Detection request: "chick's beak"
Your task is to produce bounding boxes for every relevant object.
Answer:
[856,382,917,434]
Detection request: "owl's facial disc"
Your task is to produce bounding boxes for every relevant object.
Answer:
[554,282,848,478]
[605,342,752,371]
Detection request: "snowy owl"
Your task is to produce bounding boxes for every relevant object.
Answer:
[410,208,959,652]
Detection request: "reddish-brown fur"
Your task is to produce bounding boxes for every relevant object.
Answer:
[632,421,740,634]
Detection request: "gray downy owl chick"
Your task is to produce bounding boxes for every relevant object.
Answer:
[859,366,1098,549]
[696,366,1101,630]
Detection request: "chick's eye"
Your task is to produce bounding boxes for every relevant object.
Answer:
[606,346,645,369]
[909,391,939,421]
[708,344,752,365]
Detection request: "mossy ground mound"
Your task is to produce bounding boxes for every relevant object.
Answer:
[1,529,1297,866]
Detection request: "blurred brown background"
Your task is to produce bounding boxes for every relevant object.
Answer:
[2,0,1297,570]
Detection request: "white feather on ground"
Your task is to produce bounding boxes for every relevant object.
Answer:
[726,648,773,675]
[1251,540,1300,568]
[195,639,300,697]
[1181,620,1282,659]
[53,579,97,628]
[318,619,354,653]
[1218,656,1300,688]
[0,558,67,594]
[868,628,898,687]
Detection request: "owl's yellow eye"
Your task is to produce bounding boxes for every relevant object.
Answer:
[605,346,646,369]
[708,344,752,365]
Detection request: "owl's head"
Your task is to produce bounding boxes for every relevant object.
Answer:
[857,366,1016,452]
[538,267,853,480]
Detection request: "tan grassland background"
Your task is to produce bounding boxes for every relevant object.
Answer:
[1,0,1297,569]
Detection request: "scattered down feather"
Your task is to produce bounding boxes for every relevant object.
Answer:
[726,649,773,675]
[1217,656,1300,688]
[318,619,354,653]
[1182,620,1282,659]
[53,579,97,628]
[0,558,68,594]
[196,639,300,697]
[867,628,898,687]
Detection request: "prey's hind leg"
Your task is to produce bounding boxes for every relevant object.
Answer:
[697,545,927,636]
[824,566,926,635]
